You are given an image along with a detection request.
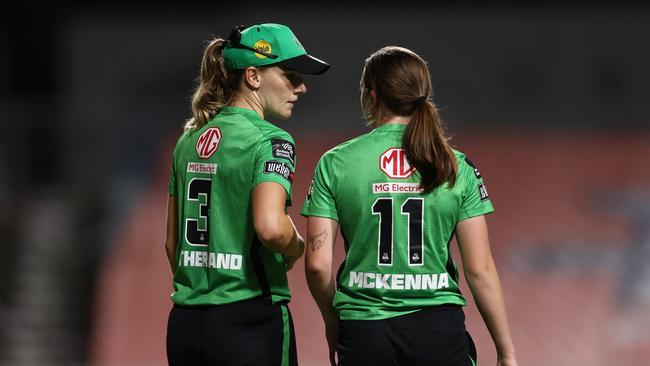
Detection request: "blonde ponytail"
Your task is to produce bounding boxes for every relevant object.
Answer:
[184,38,244,131]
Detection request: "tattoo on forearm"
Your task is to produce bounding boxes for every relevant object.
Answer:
[309,230,327,251]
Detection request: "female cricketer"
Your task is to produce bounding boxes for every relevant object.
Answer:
[164,23,329,365]
[302,46,517,366]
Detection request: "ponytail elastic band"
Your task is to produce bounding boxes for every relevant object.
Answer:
[415,95,428,105]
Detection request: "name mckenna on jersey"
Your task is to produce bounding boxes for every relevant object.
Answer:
[348,271,450,290]
[179,250,242,270]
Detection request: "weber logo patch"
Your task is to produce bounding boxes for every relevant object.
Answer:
[465,157,482,178]
[271,139,295,164]
[478,182,489,201]
[264,161,294,182]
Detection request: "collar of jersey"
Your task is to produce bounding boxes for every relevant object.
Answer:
[373,123,408,132]
[219,106,262,119]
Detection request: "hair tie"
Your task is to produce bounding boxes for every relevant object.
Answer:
[414,95,428,106]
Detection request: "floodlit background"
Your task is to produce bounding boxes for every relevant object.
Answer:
[1,2,649,365]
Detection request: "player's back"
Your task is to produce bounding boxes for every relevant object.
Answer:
[169,107,295,306]
[304,123,493,320]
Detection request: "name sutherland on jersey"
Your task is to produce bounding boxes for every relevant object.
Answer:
[179,250,242,270]
[348,271,449,290]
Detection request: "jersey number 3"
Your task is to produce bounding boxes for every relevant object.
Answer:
[185,178,212,246]
[372,197,424,266]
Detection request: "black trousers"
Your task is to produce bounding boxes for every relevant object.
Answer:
[338,305,477,366]
[166,297,298,366]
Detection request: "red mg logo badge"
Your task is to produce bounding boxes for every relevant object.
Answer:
[379,148,415,178]
[196,128,222,159]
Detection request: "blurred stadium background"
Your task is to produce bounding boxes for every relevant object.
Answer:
[1,2,649,365]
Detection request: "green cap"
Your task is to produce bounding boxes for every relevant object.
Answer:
[223,23,330,75]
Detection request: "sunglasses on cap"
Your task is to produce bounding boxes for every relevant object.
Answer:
[226,25,279,60]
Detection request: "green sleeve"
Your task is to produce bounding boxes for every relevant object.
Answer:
[458,156,494,221]
[252,132,296,207]
[300,155,338,221]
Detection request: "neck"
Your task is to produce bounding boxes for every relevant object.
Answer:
[374,111,411,128]
[230,92,264,119]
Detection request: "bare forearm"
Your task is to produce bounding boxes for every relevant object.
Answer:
[306,269,337,322]
[258,214,303,257]
[466,266,515,359]
[283,216,305,257]
[305,217,339,324]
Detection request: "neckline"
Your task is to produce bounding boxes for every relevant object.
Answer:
[220,106,261,119]
[374,123,408,132]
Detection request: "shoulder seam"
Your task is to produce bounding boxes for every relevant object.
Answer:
[238,112,291,140]
[323,131,372,157]
[236,112,266,137]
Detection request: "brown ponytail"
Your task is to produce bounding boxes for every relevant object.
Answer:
[362,46,457,193]
[403,100,457,193]
[183,38,244,131]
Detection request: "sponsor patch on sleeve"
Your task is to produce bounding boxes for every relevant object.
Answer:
[264,161,294,183]
[465,157,482,178]
[271,139,295,164]
[306,176,315,201]
[478,182,489,201]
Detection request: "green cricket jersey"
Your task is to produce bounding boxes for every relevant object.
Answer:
[168,106,297,306]
[301,123,493,320]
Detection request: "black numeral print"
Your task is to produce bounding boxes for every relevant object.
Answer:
[185,178,211,246]
[372,197,424,266]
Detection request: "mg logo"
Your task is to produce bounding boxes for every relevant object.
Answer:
[196,128,222,159]
[379,148,415,178]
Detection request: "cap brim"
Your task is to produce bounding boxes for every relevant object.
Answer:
[279,54,330,75]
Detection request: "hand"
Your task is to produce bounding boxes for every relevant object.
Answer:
[497,356,518,366]
[284,232,305,270]
[325,318,339,366]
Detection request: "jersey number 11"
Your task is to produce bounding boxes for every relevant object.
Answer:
[372,197,424,266]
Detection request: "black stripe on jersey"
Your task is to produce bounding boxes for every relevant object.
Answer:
[465,157,482,179]
[341,228,351,253]
[336,230,351,290]
[250,236,271,301]
[445,231,461,288]
[336,258,346,291]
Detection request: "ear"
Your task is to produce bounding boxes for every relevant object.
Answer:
[243,67,262,90]
[369,89,378,108]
